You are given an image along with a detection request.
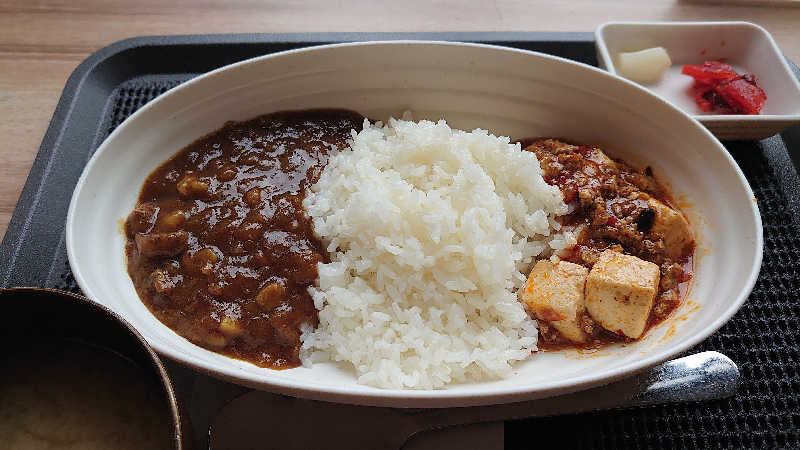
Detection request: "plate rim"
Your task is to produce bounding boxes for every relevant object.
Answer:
[66,40,764,407]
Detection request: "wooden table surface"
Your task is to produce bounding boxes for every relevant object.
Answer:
[1,0,799,240]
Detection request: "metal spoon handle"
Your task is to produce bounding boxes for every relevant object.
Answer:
[617,350,740,407]
[409,351,739,431]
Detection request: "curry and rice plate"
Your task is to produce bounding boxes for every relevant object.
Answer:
[123,109,694,389]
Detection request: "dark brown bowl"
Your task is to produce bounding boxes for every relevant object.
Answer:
[0,287,191,449]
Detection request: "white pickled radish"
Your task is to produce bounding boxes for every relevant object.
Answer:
[617,47,672,84]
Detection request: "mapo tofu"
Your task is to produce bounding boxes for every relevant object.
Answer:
[520,139,694,349]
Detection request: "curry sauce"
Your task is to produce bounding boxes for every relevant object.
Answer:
[125,109,365,368]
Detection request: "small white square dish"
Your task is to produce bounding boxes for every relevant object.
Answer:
[596,21,800,141]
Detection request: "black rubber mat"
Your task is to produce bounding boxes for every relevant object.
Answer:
[2,34,799,448]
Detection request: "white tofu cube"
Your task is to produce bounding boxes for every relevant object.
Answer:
[585,250,660,339]
[520,260,589,344]
[648,198,693,260]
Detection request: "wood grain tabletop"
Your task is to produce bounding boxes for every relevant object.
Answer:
[1,0,799,240]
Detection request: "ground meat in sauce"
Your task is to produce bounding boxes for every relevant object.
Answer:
[521,138,694,350]
[125,109,365,369]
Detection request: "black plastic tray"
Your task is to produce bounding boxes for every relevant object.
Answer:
[2,32,800,448]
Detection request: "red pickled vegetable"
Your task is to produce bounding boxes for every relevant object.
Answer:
[681,61,738,84]
[681,61,766,115]
[715,75,767,115]
[694,85,716,112]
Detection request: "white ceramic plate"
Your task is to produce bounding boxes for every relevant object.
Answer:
[596,21,800,140]
[67,41,762,408]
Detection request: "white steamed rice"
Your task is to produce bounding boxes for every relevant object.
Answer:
[300,117,572,389]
